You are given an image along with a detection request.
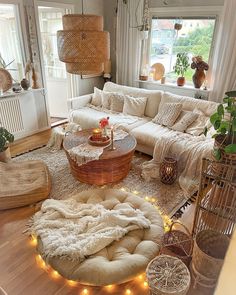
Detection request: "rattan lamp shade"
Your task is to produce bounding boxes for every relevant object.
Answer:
[57,14,110,75]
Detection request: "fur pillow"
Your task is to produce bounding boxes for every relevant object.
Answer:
[152,103,182,127]
[123,95,147,117]
[91,87,102,106]
[171,111,199,132]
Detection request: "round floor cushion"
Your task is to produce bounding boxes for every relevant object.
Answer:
[37,189,164,286]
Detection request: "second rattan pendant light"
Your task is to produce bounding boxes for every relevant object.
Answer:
[57,0,110,75]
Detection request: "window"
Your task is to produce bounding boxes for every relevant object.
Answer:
[0,4,24,82]
[149,17,216,84]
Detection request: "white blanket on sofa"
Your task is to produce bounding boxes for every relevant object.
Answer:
[142,133,214,196]
[30,198,151,261]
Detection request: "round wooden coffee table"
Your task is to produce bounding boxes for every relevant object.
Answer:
[63,129,136,185]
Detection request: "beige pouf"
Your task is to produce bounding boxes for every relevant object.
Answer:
[37,189,164,286]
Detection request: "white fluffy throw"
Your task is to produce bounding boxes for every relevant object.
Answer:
[30,198,151,261]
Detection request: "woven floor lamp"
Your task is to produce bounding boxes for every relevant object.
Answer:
[57,0,110,75]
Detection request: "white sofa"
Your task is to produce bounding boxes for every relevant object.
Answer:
[68,82,218,156]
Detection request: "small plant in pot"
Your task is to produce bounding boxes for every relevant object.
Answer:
[210,90,236,164]
[0,126,14,162]
[174,52,189,86]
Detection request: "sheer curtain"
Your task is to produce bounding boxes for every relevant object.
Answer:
[209,0,236,102]
[116,0,144,86]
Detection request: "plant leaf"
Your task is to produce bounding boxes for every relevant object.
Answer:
[213,148,221,160]
[210,113,220,125]
[217,104,224,117]
[224,144,236,154]
[214,120,221,130]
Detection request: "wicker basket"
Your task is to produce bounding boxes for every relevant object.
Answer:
[191,230,229,287]
[161,222,193,266]
[146,255,191,295]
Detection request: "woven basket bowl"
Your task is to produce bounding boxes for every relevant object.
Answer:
[161,222,193,266]
[192,230,230,280]
[146,255,191,295]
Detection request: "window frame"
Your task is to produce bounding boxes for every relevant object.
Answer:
[148,6,222,89]
[0,0,28,79]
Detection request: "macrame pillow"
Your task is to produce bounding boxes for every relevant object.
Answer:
[91,87,103,106]
[110,93,125,112]
[171,111,199,132]
[123,95,147,117]
[152,103,182,127]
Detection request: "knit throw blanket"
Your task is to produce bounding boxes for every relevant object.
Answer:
[30,198,151,261]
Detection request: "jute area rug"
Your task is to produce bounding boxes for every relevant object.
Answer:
[15,147,189,217]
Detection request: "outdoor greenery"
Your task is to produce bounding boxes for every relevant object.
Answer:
[173,52,189,77]
[173,23,214,61]
[210,91,236,160]
[0,127,14,152]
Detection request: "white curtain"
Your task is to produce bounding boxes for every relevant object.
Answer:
[209,0,236,102]
[116,0,144,86]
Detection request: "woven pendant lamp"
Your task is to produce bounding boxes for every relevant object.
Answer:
[57,2,110,75]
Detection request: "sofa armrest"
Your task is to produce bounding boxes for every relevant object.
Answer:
[67,94,92,110]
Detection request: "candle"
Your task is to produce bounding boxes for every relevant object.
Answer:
[92,128,102,141]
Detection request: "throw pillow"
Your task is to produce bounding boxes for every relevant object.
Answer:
[186,109,212,136]
[152,103,182,127]
[101,91,113,110]
[123,95,147,117]
[91,87,102,106]
[110,93,125,112]
[171,111,199,132]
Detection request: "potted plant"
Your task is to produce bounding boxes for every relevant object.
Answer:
[210,90,236,163]
[0,126,14,162]
[174,52,189,86]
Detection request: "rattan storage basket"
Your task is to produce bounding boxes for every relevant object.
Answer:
[191,229,230,288]
[146,255,191,295]
[161,222,193,266]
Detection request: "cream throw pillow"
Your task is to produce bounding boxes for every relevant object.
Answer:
[91,87,102,106]
[123,95,147,117]
[171,111,199,132]
[186,109,212,136]
[101,91,113,109]
[110,93,125,112]
[152,103,182,127]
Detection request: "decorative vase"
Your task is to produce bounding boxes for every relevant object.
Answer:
[20,78,30,90]
[177,76,185,87]
[0,147,11,162]
[192,69,206,88]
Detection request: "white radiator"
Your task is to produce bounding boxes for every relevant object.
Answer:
[0,97,24,133]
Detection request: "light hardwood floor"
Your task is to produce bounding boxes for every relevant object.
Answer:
[0,130,211,295]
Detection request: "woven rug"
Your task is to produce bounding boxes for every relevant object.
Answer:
[14,147,190,217]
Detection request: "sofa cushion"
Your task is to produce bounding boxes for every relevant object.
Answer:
[110,93,125,112]
[152,103,182,127]
[71,107,151,132]
[91,87,102,106]
[159,92,218,117]
[101,91,113,109]
[186,109,211,136]
[123,96,147,117]
[171,110,199,132]
[103,82,163,118]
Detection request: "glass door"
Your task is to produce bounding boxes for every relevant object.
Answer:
[36,3,73,118]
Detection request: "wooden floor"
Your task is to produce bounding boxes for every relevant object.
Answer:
[0,130,212,295]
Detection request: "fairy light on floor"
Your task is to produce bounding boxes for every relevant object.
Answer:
[125,289,132,294]
[67,280,78,287]
[30,235,37,246]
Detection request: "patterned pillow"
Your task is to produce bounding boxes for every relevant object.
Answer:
[123,95,147,117]
[152,103,182,127]
[91,87,102,106]
[171,111,199,132]
[110,93,125,112]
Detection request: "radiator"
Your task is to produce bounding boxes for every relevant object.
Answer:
[0,97,24,133]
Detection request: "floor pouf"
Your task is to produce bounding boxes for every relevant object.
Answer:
[146,255,191,295]
[37,189,164,286]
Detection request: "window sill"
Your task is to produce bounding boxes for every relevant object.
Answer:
[136,80,210,99]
